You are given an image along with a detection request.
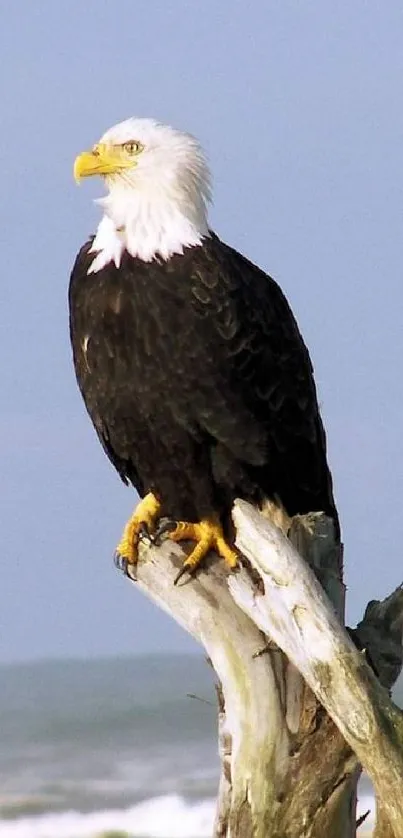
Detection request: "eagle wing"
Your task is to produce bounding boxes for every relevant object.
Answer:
[180,234,337,523]
[69,240,147,495]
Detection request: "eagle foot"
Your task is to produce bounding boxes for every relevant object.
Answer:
[161,518,239,585]
[114,492,161,577]
[152,518,178,543]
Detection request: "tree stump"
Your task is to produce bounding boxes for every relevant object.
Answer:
[128,501,403,837]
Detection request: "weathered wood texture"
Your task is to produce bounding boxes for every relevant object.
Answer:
[129,503,403,837]
[133,540,291,838]
[231,502,403,836]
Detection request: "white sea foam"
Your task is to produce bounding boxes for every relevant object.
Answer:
[0,792,376,838]
[0,795,215,838]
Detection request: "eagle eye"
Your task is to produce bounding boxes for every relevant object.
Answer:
[122,141,142,155]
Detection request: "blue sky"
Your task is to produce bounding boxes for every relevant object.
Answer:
[1,0,402,661]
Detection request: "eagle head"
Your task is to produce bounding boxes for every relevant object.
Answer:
[74,118,212,265]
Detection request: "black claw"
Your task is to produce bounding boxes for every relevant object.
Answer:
[138,522,153,545]
[113,551,136,581]
[153,518,177,545]
[126,563,137,581]
[113,550,123,570]
[174,563,194,586]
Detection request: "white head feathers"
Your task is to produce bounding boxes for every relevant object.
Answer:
[86,118,212,272]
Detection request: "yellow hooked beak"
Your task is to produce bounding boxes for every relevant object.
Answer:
[73,144,135,183]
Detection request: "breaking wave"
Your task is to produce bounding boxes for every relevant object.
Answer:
[0,794,215,838]
[0,791,376,837]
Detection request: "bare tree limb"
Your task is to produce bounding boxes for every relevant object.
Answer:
[132,542,291,838]
[127,501,403,836]
[353,586,403,692]
[230,500,403,837]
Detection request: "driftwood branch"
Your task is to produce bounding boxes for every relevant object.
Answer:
[133,539,290,837]
[129,501,403,837]
[230,501,403,835]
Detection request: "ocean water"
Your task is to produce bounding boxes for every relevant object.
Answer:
[0,655,377,837]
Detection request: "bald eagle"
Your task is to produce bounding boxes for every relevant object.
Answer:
[70,117,338,582]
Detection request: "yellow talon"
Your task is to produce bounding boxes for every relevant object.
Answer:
[115,493,160,569]
[168,518,239,583]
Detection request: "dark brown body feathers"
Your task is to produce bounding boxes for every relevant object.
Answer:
[69,233,338,534]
